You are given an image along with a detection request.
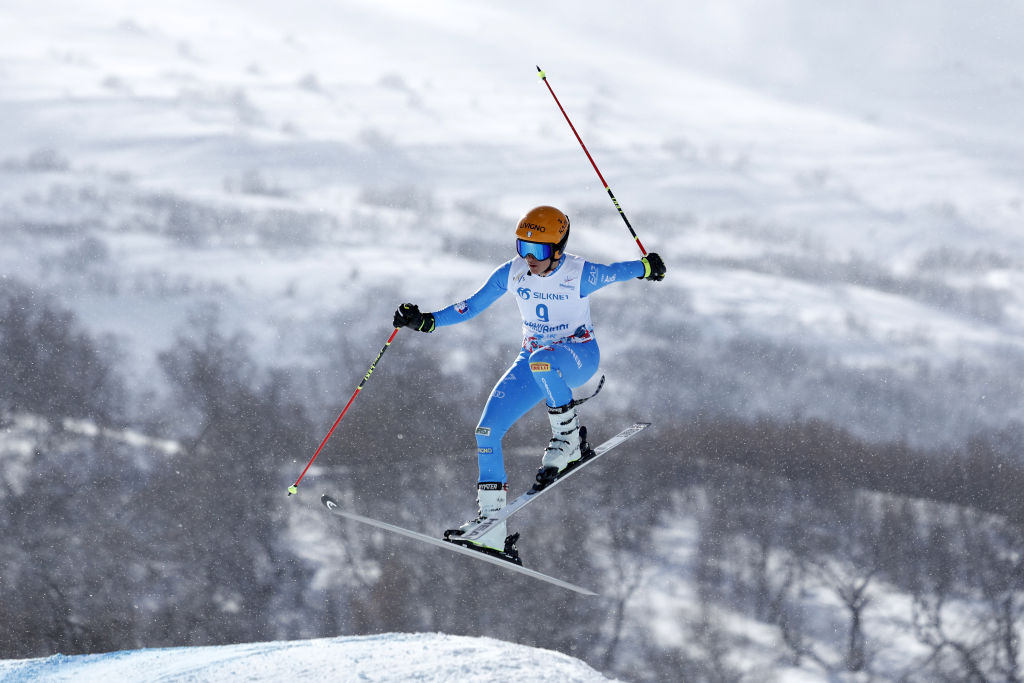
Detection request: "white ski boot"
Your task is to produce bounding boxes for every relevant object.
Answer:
[535,402,583,488]
[444,483,521,563]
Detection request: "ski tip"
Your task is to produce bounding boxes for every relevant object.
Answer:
[321,494,339,510]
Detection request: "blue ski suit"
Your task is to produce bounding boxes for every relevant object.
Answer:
[431,253,646,483]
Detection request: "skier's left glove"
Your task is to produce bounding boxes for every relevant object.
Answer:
[638,253,666,281]
[393,303,435,332]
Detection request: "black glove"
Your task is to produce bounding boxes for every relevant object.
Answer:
[393,303,435,332]
[638,253,666,281]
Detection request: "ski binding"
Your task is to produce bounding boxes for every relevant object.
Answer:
[456,422,650,542]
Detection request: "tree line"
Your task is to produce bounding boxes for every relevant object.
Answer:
[1,281,1022,681]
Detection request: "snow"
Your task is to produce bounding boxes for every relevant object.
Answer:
[0,633,615,682]
[2,0,1023,680]
[61,418,181,455]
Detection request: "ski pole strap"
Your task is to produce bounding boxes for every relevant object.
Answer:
[417,313,436,333]
[571,374,605,408]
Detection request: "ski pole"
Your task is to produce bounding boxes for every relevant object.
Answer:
[536,65,648,257]
[288,327,400,496]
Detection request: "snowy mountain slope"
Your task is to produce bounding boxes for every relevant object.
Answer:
[5,6,1024,680]
[2,0,1022,449]
[0,632,616,682]
[4,405,1017,682]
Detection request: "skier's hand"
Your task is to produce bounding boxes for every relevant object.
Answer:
[393,303,436,332]
[638,253,666,281]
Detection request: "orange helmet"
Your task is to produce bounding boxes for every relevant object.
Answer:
[515,206,570,261]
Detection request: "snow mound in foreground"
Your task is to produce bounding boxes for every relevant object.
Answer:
[0,632,616,682]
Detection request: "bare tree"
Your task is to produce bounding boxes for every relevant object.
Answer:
[0,282,126,424]
[595,497,654,671]
[910,509,1023,682]
[811,557,878,673]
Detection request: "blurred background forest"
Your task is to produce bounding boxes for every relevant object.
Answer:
[2,274,1023,681]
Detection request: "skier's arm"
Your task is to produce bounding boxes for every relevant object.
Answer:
[430,260,512,328]
[580,253,666,297]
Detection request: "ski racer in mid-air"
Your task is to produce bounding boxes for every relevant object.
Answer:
[393,205,665,561]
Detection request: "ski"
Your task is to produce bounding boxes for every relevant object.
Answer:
[456,422,650,542]
[321,495,597,596]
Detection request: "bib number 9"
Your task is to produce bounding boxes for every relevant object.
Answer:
[536,304,549,322]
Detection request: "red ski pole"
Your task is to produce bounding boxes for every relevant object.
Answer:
[536,65,648,257]
[288,327,400,496]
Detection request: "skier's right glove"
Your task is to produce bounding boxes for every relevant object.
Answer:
[638,253,666,281]
[393,303,436,332]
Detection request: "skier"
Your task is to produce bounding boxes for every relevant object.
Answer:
[393,205,665,560]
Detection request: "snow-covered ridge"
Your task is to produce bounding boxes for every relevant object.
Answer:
[60,418,181,455]
[0,633,617,682]
[3,1,1022,449]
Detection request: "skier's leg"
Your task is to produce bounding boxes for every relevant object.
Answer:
[474,350,545,483]
[528,342,601,486]
[449,351,543,554]
[526,342,600,407]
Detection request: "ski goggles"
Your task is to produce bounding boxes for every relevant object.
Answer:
[516,239,554,260]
